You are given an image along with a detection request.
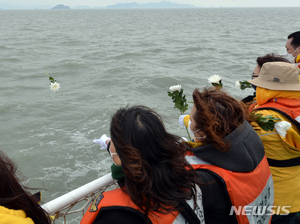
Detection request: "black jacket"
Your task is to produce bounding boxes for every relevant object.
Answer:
[192,120,265,224]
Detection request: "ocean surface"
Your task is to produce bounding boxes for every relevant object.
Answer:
[0,7,299,223]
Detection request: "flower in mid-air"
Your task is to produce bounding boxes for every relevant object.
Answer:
[169,84,182,92]
[208,74,222,84]
[50,82,60,92]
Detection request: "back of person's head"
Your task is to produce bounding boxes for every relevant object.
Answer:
[192,88,248,151]
[256,53,290,68]
[0,150,51,224]
[110,106,198,214]
[288,31,300,48]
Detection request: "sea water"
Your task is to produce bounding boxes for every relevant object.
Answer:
[0,7,299,223]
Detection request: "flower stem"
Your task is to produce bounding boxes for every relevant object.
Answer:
[185,126,192,141]
[44,69,49,77]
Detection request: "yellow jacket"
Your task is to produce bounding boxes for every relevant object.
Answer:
[0,206,34,224]
[296,54,300,67]
[251,87,300,214]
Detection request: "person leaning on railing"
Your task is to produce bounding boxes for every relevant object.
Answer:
[0,150,51,224]
[179,87,274,224]
[81,106,205,224]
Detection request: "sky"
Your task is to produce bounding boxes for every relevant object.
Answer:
[1,0,300,8]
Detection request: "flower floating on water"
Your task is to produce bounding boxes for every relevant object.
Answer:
[208,74,222,88]
[45,70,60,92]
[236,80,252,90]
[50,82,60,92]
[275,121,291,137]
[168,85,191,141]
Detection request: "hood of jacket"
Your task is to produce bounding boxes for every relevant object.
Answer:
[191,120,265,172]
[256,87,300,106]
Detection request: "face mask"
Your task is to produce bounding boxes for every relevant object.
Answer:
[283,47,299,62]
[109,146,118,166]
[188,121,205,140]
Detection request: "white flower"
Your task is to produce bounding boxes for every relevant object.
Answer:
[208,74,222,84]
[169,84,181,92]
[274,121,291,137]
[235,81,241,89]
[50,82,60,92]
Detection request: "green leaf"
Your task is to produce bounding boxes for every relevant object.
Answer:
[49,76,57,83]
[45,70,57,83]
[240,80,252,90]
[167,87,191,140]
[252,112,281,131]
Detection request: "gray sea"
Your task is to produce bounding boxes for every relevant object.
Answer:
[0,7,299,223]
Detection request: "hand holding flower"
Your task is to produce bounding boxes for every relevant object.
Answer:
[168,85,191,141]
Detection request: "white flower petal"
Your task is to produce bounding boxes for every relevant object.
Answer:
[235,81,241,89]
[208,74,222,84]
[169,84,181,92]
[274,121,291,137]
[50,82,60,92]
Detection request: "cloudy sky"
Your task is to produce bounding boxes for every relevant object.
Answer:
[1,0,300,7]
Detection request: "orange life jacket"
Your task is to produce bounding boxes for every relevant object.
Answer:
[185,152,274,224]
[252,98,300,126]
[80,187,205,224]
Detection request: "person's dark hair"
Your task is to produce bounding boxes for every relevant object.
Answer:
[256,53,290,68]
[0,150,51,224]
[110,106,199,218]
[192,87,250,152]
[287,31,300,49]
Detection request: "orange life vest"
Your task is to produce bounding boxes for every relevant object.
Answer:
[252,98,300,125]
[80,187,205,224]
[185,152,274,224]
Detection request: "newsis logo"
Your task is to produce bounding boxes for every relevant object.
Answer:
[230,206,291,216]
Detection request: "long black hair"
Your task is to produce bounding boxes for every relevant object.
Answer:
[110,106,200,217]
[0,150,51,223]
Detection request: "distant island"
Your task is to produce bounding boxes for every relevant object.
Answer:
[51,4,71,9]
[0,1,196,10]
[107,1,196,9]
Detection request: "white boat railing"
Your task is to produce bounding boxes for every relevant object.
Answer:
[42,173,117,223]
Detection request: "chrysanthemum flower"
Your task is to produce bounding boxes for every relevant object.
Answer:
[50,82,60,92]
[208,74,222,84]
[235,80,241,89]
[169,84,181,92]
[275,121,291,137]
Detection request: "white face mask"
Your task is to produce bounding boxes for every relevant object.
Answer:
[282,52,295,62]
[109,146,118,165]
[283,47,299,62]
[188,121,205,141]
